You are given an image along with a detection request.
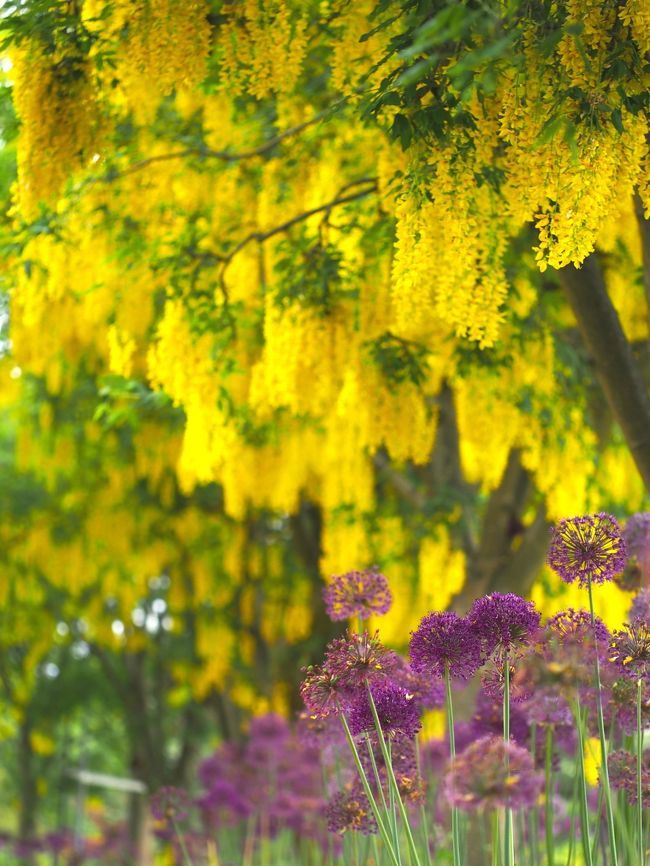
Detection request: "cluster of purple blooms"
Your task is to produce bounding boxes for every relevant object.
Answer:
[141,512,650,863]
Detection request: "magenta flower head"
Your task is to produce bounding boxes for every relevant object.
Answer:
[326,785,377,835]
[444,735,543,812]
[150,786,190,823]
[409,611,483,680]
[469,593,540,656]
[547,608,611,660]
[300,664,347,719]
[609,622,650,681]
[348,681,421,740]
[323,569,392,621]
[608,750,650,806]
[631,587,650,626]
[624,512,650,580]
[323,630,401,695]
[547,512,627,587]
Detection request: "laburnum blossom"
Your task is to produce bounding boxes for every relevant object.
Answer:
[547,513,627,587]
[323,569,392,621]
[444,736,543,811]
[409,611,483,680]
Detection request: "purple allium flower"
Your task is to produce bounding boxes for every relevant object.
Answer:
[472,689,530,747]
[547,607,611,656]
[409,611,483,680]
[624,513,650,581]
[608,749,650,806]
[348,681,421,740]
[300,664,347,719]
[609,622,650,681]
[323,569,392,621]
[631,588,650,625]
[444,736,543,812]
[150,786,190,823]
[392,657,445,710]
[323,631,401,695]
[325,785,377,835]
[523,687,573,728]
[469,593,541,657]
[481,647,534,703]
[547,513,627,587]
[608,676,650,735]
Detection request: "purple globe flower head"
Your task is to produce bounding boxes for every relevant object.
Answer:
[547,608,611,657]
[608,749,650,807]
[631,587,650,626]
[300,664,348,719]
[348,681,421,740]
[296,710,346,751]
[409,611,483,680]
[323,568,392,621]
[609,622,650,681]
[624,513,650,583]
[469,593,541,658]
[323,630,401,696]
[325,784,377,835]
[444,735,543,812]
[248,713,290,743]
[481,646,534,703]
[608,676,650,735]
[391,657,445,710]
[547,512,627,587]
[523,686,573,729]
[472,689,530,747]
[150,786,190,823]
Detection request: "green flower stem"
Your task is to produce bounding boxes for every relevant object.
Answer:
[339,710,401,866]
[415,737,432,866]
[364,732,390,815]
[545,726,555,866]
[574,695,593,866]
[171,815,194,866]
[587,579,618,866]
[638,677,645,866]
[365,683,421,866]
[530,724,540,866]
[503,651,514,866]
[444,664,461,866]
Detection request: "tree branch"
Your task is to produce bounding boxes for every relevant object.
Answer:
[559,254,650,490]
[96,105,342,183]
[634,193,650,332]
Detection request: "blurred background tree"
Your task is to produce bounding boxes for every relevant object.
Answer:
[0,0,648,858]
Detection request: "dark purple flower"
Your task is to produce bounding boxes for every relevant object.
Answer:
[472,689,530,747]
[624,513,650,582]
[323,631,401,695]
[609,622,650,681]
[523,687,573,728]
[409,611,483,680]
[481,647,534,703]
[608,749,650,806]
[608,676,650,735]
[469,593,541,656]
[150,787,190,823]
[348,681,421,740]
[300,664,347,719]
[547,608,610,656]
[631,588,650,625]
[444,736,543,812]
[323,569,392,621]
[548,513,627,587]
[325,785,377,835]
[392,657,445,710]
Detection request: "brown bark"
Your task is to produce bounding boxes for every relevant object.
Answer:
[560,254,650,490]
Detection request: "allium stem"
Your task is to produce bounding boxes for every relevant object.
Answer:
[587,579,619,866]
[544,727,554,866]
[503,651,514,866]
[574,695,594,866]
[530,724,540,866]
[365,682,421,866]
[171,816,194,866]
[415,737,433,866]
[444,663,461,866]
[638,678,645,866]
[339,709,401,866]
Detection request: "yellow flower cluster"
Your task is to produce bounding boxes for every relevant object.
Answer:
[218,0,307,99]
[11,44,98,217]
